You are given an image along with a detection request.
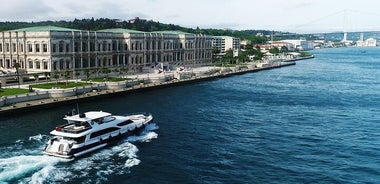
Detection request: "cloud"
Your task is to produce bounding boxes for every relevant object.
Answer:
[1,0,380,33]
[0,0,54,21]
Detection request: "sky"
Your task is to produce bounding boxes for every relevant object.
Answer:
[2,0,380,33]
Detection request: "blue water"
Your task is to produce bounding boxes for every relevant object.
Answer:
[1,47,380,183]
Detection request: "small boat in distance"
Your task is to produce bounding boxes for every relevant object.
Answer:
[43,111,153,159]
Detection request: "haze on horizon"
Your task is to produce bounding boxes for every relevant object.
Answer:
[2,0,380,33]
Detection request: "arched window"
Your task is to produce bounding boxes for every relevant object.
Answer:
[35,59,40,69]
[42,59,48,70]
[42,42,48,52]
[27,42,33,52]
[28,59,33,69]
[35,42,40,52]
[59,59,64,69]
[103,41,107,52]
[59,41,64,52]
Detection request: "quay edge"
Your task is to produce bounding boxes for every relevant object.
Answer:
[0,60,305,117]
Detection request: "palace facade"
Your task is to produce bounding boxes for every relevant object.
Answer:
[0,26,213,73]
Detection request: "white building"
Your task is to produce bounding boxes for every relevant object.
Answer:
[282,39,314,51]
[0,26,213,74]
[268,41,295,51]
[356,34,377,47]
[212,36,240,57]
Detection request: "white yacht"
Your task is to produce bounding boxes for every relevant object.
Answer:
[43,111,153,159]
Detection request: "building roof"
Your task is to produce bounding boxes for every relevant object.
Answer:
[213,36,234,39]
[152,30,193,35]
[98,28,144,34]
[10,26,80,32]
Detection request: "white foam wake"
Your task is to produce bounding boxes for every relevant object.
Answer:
[0,123,159,183]
[127,123,159,142]
[0,155,62,183]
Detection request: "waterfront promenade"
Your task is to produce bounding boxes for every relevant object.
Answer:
[0,59,311,116]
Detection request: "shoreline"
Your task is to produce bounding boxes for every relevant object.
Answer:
[0,58,312,116]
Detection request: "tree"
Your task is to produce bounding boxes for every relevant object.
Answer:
[64,71,71,85]
[84,69,91,82]
[237,52,248,63]
[13,62,21,88]
[253,46,264,61]
[32,73,39,82]
[280,46,289,53]
[120,67,129,78]
[211,47,220,62]
[269,46,280,55]
[44,72,50,81]
[223,49,234,64]
[102,67,111,81]
[75,71,80,80]
[53,70,60,84]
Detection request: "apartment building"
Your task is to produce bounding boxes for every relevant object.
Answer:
[212,36,240,57]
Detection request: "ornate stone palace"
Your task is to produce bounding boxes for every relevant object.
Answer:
[0,26,213,74]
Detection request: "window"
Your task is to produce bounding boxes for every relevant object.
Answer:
[82,42,87,52]
[53,61,57,70]
[90,127,120,139]
[43,61,48,70]
[66,44,70,52]
[35,60,40,69]
[52,44,57,52]
[6,43,10,52]
[90,42,95,51]
[75,42,80,52]
[59,42,64,52]
[5,59,10,68]
[28,60,33,69]
[19,44,23,52]
[43,43,47,52]
[117,120,133,126]
[73,136,86,144]
[28,44,33,52]
[35,44,40,52]
[0,43,2,52]
[12,43,16,52]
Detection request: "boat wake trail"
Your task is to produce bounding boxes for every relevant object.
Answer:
[0,123,159,184]
[0,134,66,183]
[0,155,66,183]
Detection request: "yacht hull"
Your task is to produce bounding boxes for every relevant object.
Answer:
[43,114,151,159]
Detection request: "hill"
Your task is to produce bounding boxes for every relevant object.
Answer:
[0,18,274,44]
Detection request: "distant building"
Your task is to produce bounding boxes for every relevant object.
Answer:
[0,26,213,74]
[356,33,377,47]
[268,41,295,51]
[282,39,313,51]
[256,33,264,37]
[212,36,240,57]
[128,17,145,23]
[240,40,251,48]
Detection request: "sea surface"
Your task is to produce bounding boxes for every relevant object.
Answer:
[1,47,380,183]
